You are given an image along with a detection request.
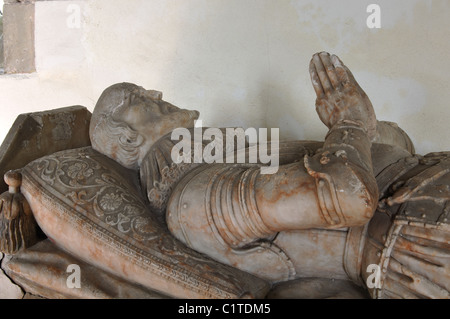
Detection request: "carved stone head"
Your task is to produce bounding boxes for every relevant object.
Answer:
[90,83,199,170]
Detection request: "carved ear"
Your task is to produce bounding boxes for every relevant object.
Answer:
[0,171,39,255]
[141,89,162,100]
[149,90,163,100]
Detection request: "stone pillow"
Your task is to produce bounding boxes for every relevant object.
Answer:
[20,146,269,299]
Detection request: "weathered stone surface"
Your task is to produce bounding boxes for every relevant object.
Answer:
[20,146,270,299]
[0,253,24,299]
[3,240,169,299]
[267,277,369,299]
[1,52,449,299]
[0,171,38,255]
[0,106,91,194]
[2,1,35,74]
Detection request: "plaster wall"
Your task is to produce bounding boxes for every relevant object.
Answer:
[0,0,449,155]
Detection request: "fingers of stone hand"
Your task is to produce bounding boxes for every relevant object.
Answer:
[331,54,351,86]
[319,52,341,90]
[309,59,325,97]
[312,53,333,95]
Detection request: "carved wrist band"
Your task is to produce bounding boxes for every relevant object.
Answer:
[325,119,368,141]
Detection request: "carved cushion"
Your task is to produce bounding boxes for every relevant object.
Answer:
[3,239,169,299]
[20,146,270,298]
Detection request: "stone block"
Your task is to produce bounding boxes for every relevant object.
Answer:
[3,1,35,73]
[0,105,92,193]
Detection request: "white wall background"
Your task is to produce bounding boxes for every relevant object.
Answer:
[0,0,449,155]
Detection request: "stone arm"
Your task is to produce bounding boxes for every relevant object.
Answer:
[169,53,383,255]
[307,52,379,226]
[254,53,379,232]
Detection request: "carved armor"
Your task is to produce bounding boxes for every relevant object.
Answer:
[303,119,378,228]
[142,133,313,282]
[162,119,381,282]
[2,49,447,299]
[361,152,450,298]
[166,163,297,282]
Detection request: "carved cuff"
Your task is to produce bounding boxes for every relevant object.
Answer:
[322,120,373,173]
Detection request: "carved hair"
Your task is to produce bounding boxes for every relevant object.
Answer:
[90,83,147,170]
[91,115,144,169]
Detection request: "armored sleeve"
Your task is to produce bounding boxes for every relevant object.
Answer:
[303,120,379,228]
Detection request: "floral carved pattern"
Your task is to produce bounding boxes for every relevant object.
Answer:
[32,149,161,242]
[22,147,263,298]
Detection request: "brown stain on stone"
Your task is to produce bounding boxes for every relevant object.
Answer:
[255,163,317,205]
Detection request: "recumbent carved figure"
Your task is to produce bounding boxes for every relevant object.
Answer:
[0,52,448,299]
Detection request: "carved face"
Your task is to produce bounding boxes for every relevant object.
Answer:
[114,90,200,165]
[90,83,200,170]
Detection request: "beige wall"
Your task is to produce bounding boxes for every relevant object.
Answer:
[0,0,449,155]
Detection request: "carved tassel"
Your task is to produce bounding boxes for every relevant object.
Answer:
[0,170,38,254]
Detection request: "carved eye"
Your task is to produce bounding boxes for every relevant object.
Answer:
[119,135,134,146]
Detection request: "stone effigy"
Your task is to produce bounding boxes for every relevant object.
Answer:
[0,52,448,299]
